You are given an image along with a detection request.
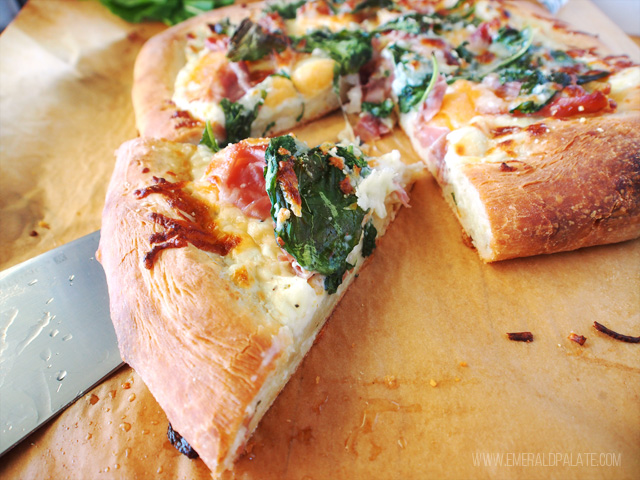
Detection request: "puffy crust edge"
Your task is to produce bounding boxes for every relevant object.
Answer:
[97,137,287,475]
[132,3,261,143]
[465,112,640,261]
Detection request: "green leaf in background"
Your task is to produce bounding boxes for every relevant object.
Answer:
[98,0,234,25]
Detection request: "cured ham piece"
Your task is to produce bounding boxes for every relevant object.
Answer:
[206,140,271,220]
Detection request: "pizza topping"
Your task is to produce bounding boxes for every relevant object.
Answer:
[293,28,374,79]
[568,333,587,346]
[167,423,199,459]
[134,177,241,269]
[538,88,611,117]
[276,158,303,217]
[265,135,370,293]
[219,95,264,146]
[205,140,271,220]
[593,322,640,344]
[507,331,533,342]
[227,18,288,63]
[354,112,393,141]
[265,0,307,19]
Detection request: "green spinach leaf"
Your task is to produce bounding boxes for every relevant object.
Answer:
[265,136,371,293]
[361,99,394,118]
[265,0,307,19]
[220,97,262,146]
[294,29,373,76]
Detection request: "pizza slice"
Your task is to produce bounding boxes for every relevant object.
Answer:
[133,1,378,145]
[371,0,640,260]
[132,0,640,264]
[97,134,421,476]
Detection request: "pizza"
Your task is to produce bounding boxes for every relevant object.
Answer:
[97,134,421,476]
[98,0,640,477]
[132,0,640,262]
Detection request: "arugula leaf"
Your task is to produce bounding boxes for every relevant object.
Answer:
[199,120,221,152]
[361,99,394,118]
[265,136,370,293]
[294,29,373,76]
[98,0,233,25]
[576,70,610,84]
[227,18,288,62]
[220,97,262,146]
[265,0,307,19]
[510,83,559,114]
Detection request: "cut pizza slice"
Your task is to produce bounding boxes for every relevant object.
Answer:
[375,0,640,260]
[97,134,422,477]
[133,1,377,145]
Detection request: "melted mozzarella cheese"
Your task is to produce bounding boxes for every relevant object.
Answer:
[186,145,417,338]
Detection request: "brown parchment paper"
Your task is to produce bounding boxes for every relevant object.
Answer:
[1,1,639,479]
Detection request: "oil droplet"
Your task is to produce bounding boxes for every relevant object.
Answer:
[40,348,52,362]
[141,429,149,435]
[121,381,131,389]
[46,297,54,304]
[88,394,99,405]
[119,422,131,432]
[157,467,164,474]
[109,390,117,399]
[103,466,110,473]
[50,329,59,338]
[86,433,92,440]
[28,279,38,286]
[68,275,75,282]
[114,464,120,470]
[56,370,67,381]
[384,375,398,389]
[62,334,73,341]
[429,379,438,387]
[124,447,131,458]
[128,393,136,402]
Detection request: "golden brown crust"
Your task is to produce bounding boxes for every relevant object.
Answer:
[132,3,261,143]
[465,112,640,261]
[97,137,288,475]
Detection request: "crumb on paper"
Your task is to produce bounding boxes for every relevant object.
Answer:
[568,332,587,345]
[430,379,438,387]
[507,331,534,342]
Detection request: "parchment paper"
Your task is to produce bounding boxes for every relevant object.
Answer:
[0,1,638,479]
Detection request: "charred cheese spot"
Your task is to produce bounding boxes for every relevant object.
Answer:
[231,265,253,288]
[291,57,336,97]
[264,76,298,108]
